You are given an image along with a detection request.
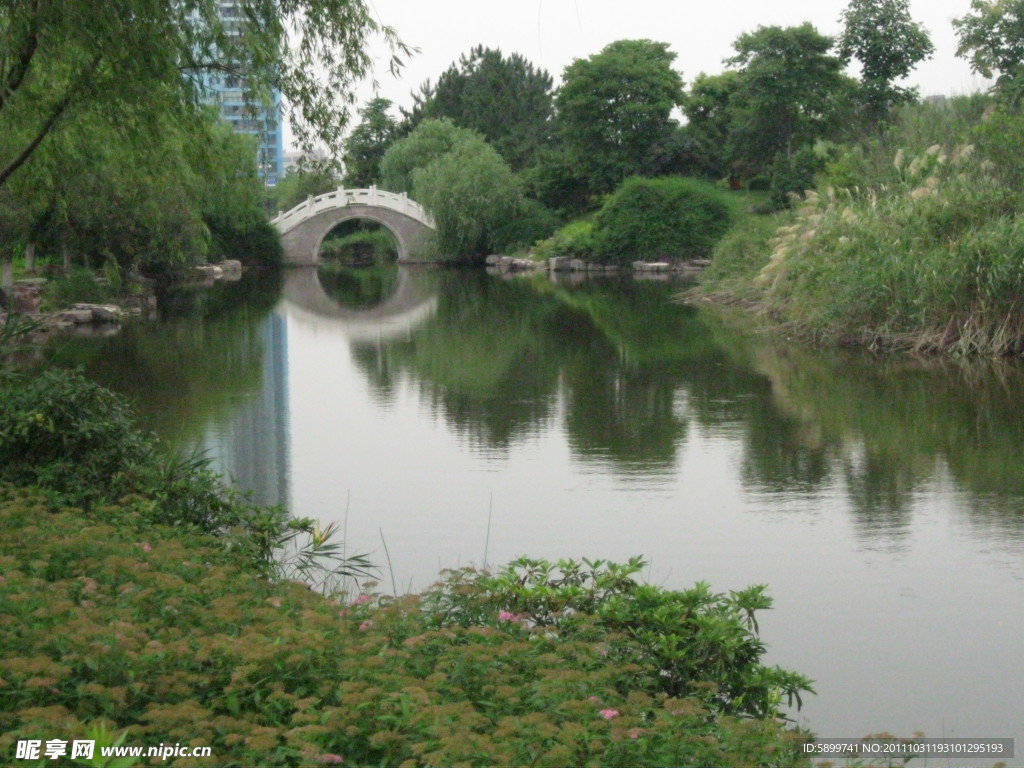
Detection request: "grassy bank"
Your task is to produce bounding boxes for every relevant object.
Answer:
[697,98,1024,356]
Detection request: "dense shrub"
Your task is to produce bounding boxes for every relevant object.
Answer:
[590,177,732,264]
[533,218,597,260]
[49,268,116,308]
[424,556,814,719]
[0,368,148,504]
[0,490,813,768]
[768,147,827,210]
[0,367,298,573]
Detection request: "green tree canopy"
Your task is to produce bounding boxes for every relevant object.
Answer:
[272,159,341,214]
[954,0,1024,105]
[412,46,554,171]
[556,39,685,200]
[0,0,408,189]
[380,119,524,260]
[590,177,732,265]
[342,98,399,187]
[725,23,851,172]
[379,118,480,194]
[682,71,744,178]
[839,0,934,124]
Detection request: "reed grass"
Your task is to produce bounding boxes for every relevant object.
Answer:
[703,99,1024,356]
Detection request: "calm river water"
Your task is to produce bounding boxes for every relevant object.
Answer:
[48,265,1024,763]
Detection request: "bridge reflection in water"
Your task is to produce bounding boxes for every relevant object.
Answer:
[278,266,438,341]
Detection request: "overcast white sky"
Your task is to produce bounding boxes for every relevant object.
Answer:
[291,0,989,149]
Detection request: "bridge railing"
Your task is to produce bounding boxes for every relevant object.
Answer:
[271,186,434,232]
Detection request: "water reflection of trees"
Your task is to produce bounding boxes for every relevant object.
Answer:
[722,331,1024,541]
[350,273,562,448]
[44,271,282,447]
[349,271,1024,543]
[349,275,700,463]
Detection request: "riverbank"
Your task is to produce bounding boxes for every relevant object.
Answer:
[693,102,1024,358]
[0,260,250,339]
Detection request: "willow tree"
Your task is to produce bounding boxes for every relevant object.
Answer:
[0,0,409,189]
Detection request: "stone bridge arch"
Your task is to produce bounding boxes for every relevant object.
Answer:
[271,187,435,265]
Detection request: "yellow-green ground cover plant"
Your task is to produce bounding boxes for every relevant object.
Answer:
[0,487,813,767]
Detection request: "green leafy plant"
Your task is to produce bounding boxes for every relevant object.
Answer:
[423,556,814,720]
[590,176,732,264]
[0,489,813,768]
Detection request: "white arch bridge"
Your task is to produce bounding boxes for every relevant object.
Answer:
[271,186,435,265]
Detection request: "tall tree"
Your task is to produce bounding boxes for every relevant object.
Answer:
[556,39,685,200]
[839,0,934,124]
[380,119,524,260]
[0,0,408,189]
[954,0,1024,106]
[415,46,554,171]
[725,24,851,172]
[343,98,399,187]
[379,118,478,194]
[682,71,744,178]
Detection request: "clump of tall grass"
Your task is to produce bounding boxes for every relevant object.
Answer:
[714,102,1024,356]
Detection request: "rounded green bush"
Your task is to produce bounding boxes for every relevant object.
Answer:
[590,177,732,265]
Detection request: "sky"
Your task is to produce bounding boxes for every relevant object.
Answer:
[289,0,990,150]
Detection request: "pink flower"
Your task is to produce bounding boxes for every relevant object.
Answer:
[498,610,516,621]
[628,728,643,739]
[599,709,620,720]
[317,755,343,764]
[588,696,602,704]
[358,620,373,631]
[353,594,372,605]
[140,543,152,552]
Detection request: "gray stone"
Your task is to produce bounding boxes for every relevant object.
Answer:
[194,264,223,278]
[549,257,571,271]
[569,259,587,272]
[91,305,122,323]
[484,254,502,266]
[60,309,94,324]
[633,261,670,272]
[15,278,47,288]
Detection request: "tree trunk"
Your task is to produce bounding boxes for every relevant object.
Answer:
[25,241,35,272]
[62,242,71,273]
[1,258,13,290]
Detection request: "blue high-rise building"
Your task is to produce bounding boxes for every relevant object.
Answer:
[201,2,286,186]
